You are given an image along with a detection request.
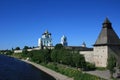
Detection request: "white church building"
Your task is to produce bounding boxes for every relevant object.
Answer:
[38,30,53,48]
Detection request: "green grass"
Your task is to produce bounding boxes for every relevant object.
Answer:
[96,67,107,71]
[41,63,106,80]
[11,53,22,59]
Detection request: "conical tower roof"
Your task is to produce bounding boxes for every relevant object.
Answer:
[103,17,111,23]
[94,18,120,46]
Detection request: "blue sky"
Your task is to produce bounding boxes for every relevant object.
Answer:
[0,0,120,50]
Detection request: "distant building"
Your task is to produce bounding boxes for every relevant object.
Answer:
[38,30,53,48]
[81,42,86,47]
[61,35,68,46]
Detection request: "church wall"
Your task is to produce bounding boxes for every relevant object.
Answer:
[93,46,108,67]
[80,51,94,63]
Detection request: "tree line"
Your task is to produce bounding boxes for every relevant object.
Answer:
[19,44,95,71]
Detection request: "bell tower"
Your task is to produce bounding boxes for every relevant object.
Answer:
[61,35,68,46]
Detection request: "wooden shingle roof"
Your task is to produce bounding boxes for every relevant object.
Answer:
[94,18,120,46]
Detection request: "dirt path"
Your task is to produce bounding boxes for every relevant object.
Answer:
[84,70,110,80]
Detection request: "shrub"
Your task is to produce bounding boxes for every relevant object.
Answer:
[84,62,96,71]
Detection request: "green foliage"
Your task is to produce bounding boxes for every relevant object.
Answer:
[85,62,96,71]
[28,49,51,63]
[15,47,20,50]
[51,44,86,69]
[10,44,105,80]
[107,54,116,78]
[11,53,22,59]
[51,49,58,62]
[6,50,13,55]
[72,52,86,68]
[56,49,72,65]
[11,44,98,79]
[107,54,116,71]
[51,48,72,65]
[74,73,104,80]
[96,67,106,71]
[42,63,58,72]
[23,46,29,49]
[40,49,51,63]
[30,50,42,63]
[22,49,28,58]
[12,44,91,71]
[54,44,64,50]
[21,46,33,58]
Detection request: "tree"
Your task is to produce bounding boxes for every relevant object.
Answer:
[40,49,51,63]
[60,49,72,65]
[54,44,64,50]
[15,47,20,50]
[72,52,86,69]
[6,50,13,55]
[85,62,95,71]
[51,44,64,63]
[22,46,29,58]
[29,49,52,64]
[30,50,42,63]
[23,46,29,50]
[51,49,58,63]
[22,49,28,57]
[107,54,116,78]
